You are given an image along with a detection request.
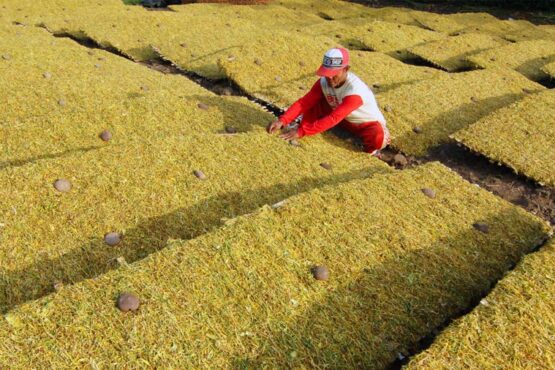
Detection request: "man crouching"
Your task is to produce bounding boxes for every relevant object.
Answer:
[267,47,390,156]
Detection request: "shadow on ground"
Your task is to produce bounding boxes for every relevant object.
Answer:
[391,92,528,155]
[189,94,274,133]
[0,146,104,171]
[232,210,548,368]
[0,166,390,314]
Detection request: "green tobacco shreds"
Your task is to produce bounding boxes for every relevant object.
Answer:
[219,33,443,107]
[466,39,555,81]
[452,89,555,186]
[406,238,555,370]
[378,68,545,156]
[0,163,549,368]
[408,33,508,71]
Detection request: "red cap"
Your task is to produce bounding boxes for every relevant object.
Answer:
[316,47,350,77]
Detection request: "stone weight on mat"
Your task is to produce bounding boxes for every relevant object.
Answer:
[104,232,122,246]
[311,265,330,281]
[99,130,112,142]
[53,179,71,192]
[117,293,140,312]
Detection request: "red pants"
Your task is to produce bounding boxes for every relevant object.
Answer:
[301,99,388,154]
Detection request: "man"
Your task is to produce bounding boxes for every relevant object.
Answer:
[267,47,390,156]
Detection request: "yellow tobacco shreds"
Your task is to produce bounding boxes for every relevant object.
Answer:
[0,163,549,368]
[0,16,392,316]
[0,2,554,368]
[218,32,443,107]
[542,61,555,79]
[358,21,445,59]
[412,11,498,34]
[457,19,555,42]
[265,0,376,20]
[378,68,545,156]
[452,89,555,186]
[408,32,508,71]
[406,238,555,370]
[466,39,555,81]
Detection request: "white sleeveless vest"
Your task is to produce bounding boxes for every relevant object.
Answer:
[320,72,387,126]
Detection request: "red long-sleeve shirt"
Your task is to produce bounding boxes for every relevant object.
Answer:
[278,79,363,138]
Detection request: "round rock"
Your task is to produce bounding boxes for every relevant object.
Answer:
[53,179,71,192]
[320,162,332,170]
[393,153,408,166]
[225,126,237,134]
[254,58,262,66]
[299,61,306,67]
[43,72,52,79]
[471,96,479,103]
[384,105,392,112]
[413,126,423,134]
[421,188,436,198]
[193,170,207,180]
[117,293,140,312]
[2,54,11,60]
[473,222,489,233]
[289,139,301,147]
[275,76,282,81]
[58,99,66,106]
[221,87,233,96]
[104,232,122,246]
[99,129,112,142]
[311,265,330,281]
[197,103,209,110]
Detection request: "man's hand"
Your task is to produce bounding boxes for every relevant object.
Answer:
[266,120,284,134]
[279,128,300,141]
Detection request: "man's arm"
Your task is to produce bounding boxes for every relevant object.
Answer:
[297,94,363,137]
[278,79,324,126]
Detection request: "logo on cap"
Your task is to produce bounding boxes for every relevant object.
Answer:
[316,47,350,77]
[323,55,345,68]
